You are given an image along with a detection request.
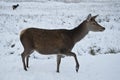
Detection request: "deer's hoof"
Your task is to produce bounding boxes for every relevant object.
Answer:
[76,65,79,72]
[24,68,28,71]
[56,70,60,73]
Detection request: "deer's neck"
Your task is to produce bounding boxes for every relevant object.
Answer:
[72,21,89,43]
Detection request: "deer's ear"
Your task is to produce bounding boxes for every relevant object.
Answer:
[92,15,99,20]
[86,14,92,22]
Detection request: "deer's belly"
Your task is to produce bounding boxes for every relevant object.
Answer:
[34,41,72,55]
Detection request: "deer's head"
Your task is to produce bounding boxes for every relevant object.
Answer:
[85,14,105,32]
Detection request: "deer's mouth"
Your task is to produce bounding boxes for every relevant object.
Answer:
[99,27,105,31]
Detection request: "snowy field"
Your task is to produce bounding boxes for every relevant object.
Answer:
[0,0,120,80]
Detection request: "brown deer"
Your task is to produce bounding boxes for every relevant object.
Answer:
[20,14,105,73]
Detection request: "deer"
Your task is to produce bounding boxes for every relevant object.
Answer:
[20,14,105,73]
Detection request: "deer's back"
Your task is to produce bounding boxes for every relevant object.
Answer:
[20,28,74,54]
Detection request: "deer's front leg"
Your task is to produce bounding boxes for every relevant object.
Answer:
[67,52,80,72]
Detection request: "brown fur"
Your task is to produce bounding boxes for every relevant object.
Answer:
[20,14,105,72]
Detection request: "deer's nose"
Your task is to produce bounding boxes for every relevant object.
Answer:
[102,27,105,30]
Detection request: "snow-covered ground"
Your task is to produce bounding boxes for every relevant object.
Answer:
[0,0,120,80]
[0,54,120,80]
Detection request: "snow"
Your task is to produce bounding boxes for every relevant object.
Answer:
[0,54,120,80]
[0,0,120,80]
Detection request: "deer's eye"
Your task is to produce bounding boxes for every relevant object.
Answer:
[93,22,96,25]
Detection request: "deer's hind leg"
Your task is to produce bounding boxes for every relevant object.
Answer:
[56,55,62,73]
[26,50,34,68]
[21,50,28,71]
[21,49,33,71]
[20,37,34,71]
